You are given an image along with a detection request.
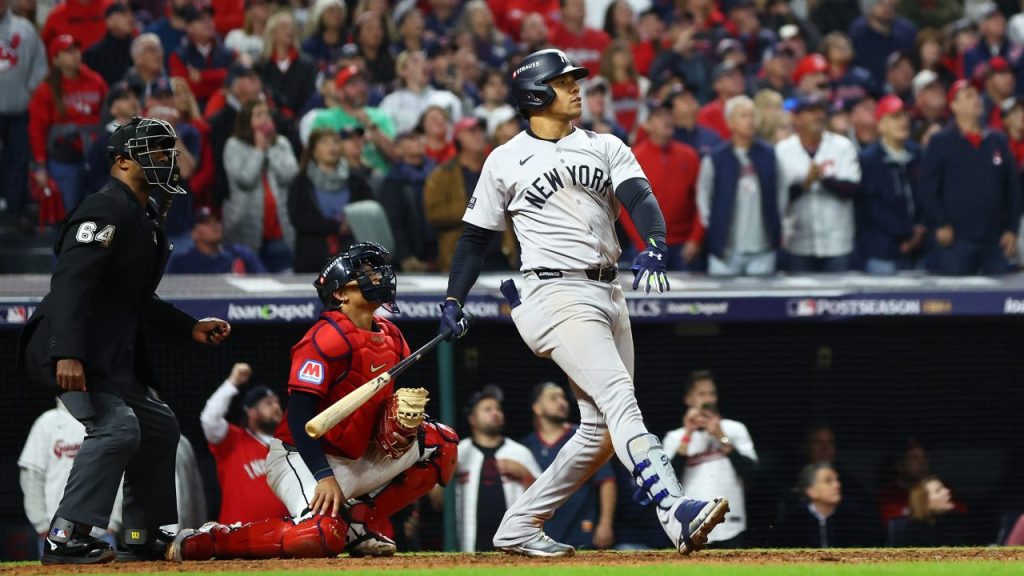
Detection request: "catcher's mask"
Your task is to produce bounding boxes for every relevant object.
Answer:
[108,116,186,196]
[314,242,399,313]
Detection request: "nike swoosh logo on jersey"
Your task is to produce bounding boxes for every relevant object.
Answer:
[519,155,535,166]
[370,362,387,373]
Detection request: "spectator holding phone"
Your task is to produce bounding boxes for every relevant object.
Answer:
[662,370,758,548]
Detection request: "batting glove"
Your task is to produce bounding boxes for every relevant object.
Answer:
[630,239,670,295]
[439,299,470,340]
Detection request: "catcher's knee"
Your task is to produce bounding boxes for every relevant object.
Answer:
[281,515,348,558]
[420,420,458,485]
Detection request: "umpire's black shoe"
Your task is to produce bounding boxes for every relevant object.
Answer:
[116,529,174,562]
[41,535,116,565]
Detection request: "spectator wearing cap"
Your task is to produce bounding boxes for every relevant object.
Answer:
[752,43,796,98]
[963,3,1021,95]
[28,35,107,214]
[698,95,781,276]
[519,382,617,550]
[700,61,745,140]
[445,385,541,552]
[40,0,107,51]
[1001,97,1024,166]
[919,80,1020,275]
[762,0,823,51]
[822,32,876,104]
[81,3,136,87]
[142,0,192,64]
[622,105,703,270]
[379,50,464,136]
[353,11,395,86]
[909,70,948,142]
[82,81,140,197]
[199,363,288,525]
[551,0,609,73]
[288,128,376,273]
[718,0,777,65]
[301,0,348,71]
[847,0,917,84]
[715,38,748,75]
[257,11,317,121]
[856,95,924,274]
[165,207,267,274]
[649,20,713,105]
[882,52,915,106]
[168,6,234,107]
[225,0,270,63]
[425,115,517,271]
[778,23,808,61]
[792,53,830,99]
[458,1,514,70]
[0,0,47,225]
[123,33,165,96]
[223,99,299,272]
[845,96,879,149]
[578,77,629,143]
[665,86,723,157]
[978,56,1015,131]
[312,65,397,176]
[776,94,862,272]
[380,131,438,272]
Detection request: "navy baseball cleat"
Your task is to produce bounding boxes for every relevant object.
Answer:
[498,532,575,558]
[673,497,730,555]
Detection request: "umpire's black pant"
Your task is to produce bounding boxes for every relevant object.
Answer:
[55,386,180,540]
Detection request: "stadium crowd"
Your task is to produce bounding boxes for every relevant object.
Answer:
[3,0,1024,275]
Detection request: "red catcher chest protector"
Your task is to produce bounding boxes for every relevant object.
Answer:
[320,311,406,459]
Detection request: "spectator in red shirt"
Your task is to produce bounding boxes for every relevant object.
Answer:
[632,10,664,77]
[698,61,744,139]
[551,0,609,72]
[29,35,107,214]
[200,363,289,525]
[622,104,703,270]
[168,6,234,107]
[598,39,649,137]
[419,105,455,165]
[977,56,1014,131]
[212,0,245,40]
[41,0,109,52]
[491,0,559,41]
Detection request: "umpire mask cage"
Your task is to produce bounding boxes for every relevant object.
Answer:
[111,117,187,196]
[314,241,400,314]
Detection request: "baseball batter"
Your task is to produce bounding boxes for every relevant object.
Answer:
[439,49,729,557]
[168,243,459,561]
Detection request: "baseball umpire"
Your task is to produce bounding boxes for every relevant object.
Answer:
[17,117,231,565]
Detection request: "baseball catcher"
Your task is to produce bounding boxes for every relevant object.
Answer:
[168,243,458,560]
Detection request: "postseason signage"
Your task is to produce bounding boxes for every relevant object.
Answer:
[2,285,1023,327]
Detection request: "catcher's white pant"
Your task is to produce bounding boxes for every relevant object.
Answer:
[265,438,420,516]
[493,273,651,547]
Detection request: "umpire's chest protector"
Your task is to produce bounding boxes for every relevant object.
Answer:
[19,181,174,391]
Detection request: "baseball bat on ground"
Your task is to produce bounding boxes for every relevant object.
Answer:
[304,313,474,438]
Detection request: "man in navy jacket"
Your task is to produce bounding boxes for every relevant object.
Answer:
[847,0,917,84]
[856,95,924,274]
[919,80,1021,275]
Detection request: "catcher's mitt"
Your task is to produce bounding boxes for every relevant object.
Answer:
[376,387,429,458]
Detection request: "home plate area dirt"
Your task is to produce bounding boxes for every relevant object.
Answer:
[4,548,1024,574]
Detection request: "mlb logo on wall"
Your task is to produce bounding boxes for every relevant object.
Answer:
[298,360,325,385]
[787,299,817,317]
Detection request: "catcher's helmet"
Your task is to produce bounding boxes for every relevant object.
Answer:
[108,116,186,196]
[510,49,589,117]
[314,242,399,313]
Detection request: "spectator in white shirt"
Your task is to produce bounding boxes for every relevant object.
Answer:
[775,93,862,272]
[379,50,464,135]
[225,0,271,63]
[662,370,757,548]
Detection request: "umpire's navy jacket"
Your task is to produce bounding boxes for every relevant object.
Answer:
[18,179,196,392]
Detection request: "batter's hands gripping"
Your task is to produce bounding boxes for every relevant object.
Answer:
[630,239,670,294]
[439,299,470,340]
[194,317,231,345]
[377,387,429,459]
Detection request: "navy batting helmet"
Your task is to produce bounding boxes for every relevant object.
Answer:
[314,242,399,313]
[510,49,589,117]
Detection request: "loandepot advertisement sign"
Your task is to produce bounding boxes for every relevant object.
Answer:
[227,302,319,322]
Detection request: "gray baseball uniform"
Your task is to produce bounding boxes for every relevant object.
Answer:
[463,128,686,547]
